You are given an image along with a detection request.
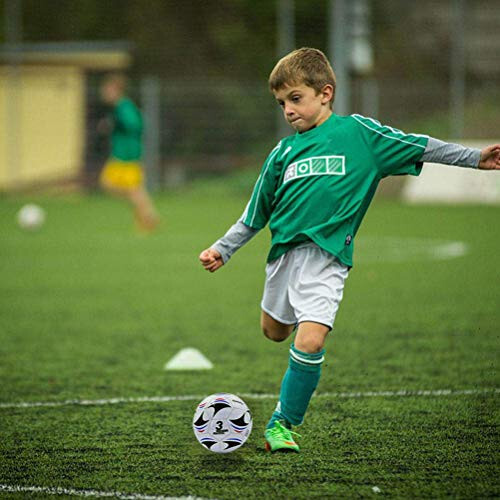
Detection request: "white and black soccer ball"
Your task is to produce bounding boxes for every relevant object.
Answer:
[193,393,252,453]
[17,204,45,230]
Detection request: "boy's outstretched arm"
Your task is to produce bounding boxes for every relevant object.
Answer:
[479,144,500,170]
[199,140,284,273]
[421,138,500,170]
[199,219,259,273]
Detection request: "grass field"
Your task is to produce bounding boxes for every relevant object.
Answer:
[0,180,499,499]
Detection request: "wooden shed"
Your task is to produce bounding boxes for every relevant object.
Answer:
[0,42,131,191]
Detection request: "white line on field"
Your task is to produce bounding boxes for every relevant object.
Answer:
[0,483,210,499]
[355,237,469,263]
[0,388,497,410]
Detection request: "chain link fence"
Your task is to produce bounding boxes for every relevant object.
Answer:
[79,0,500,191]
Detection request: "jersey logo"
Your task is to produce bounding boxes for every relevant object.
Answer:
[283,156,345,184]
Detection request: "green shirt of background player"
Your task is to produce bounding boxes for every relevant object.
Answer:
[199,48,500,453]
[99,73,159,231]
[110,96,143,162]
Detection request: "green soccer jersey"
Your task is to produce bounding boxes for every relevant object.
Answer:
[242,113,429,267]
[110,97,143,161]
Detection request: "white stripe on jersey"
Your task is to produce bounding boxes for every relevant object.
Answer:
[239,201,251,222]
[352,114,427,149]
[279,145,292,160]
[248,142,282,227]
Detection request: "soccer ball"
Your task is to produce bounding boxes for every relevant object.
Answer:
[193,393,252,453]
[17,204,45,230]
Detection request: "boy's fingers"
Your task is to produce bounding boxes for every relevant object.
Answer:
[484,144,500,157]
[201,258,222,270]
[199,250,213,262]
[199,248,221,262]
[205,259,223,272]
[199,248,223,272]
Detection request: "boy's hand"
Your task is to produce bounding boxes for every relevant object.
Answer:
[97,117,112,135]
[479,144,500,170]
[199,248,224,273]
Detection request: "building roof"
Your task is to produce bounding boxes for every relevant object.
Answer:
[0,41,132,69]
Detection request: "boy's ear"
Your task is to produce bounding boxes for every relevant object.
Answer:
[320,84,334,105]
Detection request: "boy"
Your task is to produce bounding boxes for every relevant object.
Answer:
[99,73,159,231]
[199,48,500,453]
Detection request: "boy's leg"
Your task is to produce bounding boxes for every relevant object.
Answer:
[99,176,129,198]
[99,161,159,231]
[261,244,347,451]
[266,321,329,431]
[294,321,330,353]
[261,311,295,342]
[129,187,159,230]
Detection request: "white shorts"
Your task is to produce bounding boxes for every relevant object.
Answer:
[261,242,349,329]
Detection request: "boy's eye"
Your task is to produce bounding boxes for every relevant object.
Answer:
[277,100,285,107]
[291,95,301,102]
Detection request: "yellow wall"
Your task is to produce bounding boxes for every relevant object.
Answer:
[0,65,84,190]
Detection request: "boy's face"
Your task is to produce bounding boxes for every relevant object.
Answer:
[100,81,122,105]
[273,83,333,133]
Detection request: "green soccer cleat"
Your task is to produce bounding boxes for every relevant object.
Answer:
[264,421,301,453]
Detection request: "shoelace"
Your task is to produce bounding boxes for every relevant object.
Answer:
[270,421,302,440]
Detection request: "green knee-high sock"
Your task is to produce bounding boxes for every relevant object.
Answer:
[266,344,325,429]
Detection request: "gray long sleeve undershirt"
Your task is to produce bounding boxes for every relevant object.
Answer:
[212,218,258,264]
[211,137,481,263]
[421,137,480,167]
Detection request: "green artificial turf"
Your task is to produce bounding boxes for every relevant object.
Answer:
[0,184,498,499]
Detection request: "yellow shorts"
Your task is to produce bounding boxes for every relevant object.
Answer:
[99,160,144,190]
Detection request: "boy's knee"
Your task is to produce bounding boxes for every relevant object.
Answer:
[262,325,288,342]
[294,336,324,353]
[260,313,293,342]
[294,323,330,353]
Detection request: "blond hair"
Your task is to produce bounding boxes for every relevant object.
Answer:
[269,48,336,106]
[102,72,127,93]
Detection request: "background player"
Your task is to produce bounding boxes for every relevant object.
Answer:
[199,48,500,453]
[99,73,159,231]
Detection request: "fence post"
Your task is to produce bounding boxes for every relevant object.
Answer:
[450,0,465,139]
[5,0,23,189]
[328,0,350,116]
[141,76,161,191]
[276,0,295,139]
